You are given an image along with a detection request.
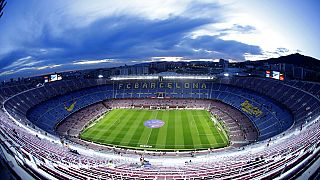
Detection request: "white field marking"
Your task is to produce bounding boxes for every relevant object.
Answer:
[189,111,204,143]
[97,141,226,147]
[96,142,227,147]
[193,111,213,136]
[198,134,215,136]
[200,113,219,144]
[92,110,126,139]
[207,112,229,144]
[192,114,224,145]
[86,112,109,129]
[104,110,124,127]
[91,131,223,145]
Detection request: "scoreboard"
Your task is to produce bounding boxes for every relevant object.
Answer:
[44,73,62,83]
[266,70,284,81]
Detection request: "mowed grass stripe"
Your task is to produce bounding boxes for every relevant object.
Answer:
[81,109,123,140]
[206,115,227,147]
[198,111,219,147]
[155,110,169,149]
[111,110,141,145]
[96,109,129,137]
[81,110,116,137]
[80,109,229,151]
[210,113,229,146]
[138,110,158,145]
[147,111,162,148]
[191,110,211,149]
[215,132,225,145]
[181,110,194,149]
[96,109,133,144]
[128,110,152,147]
[165,110,175,149]
[121,110,148,146]
[174,110,184,149]
[187,110,206,149]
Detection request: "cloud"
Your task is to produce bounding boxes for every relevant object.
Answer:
[0,0,266,79]
[73,59,114,65]
[0,63,62,77]
[6,15,218,62]
[3,56,42,70]
[37,64,61,70]
[180,35,262,59]
[226,24,257,34]
[244,48,302,61]
[0,68,34,76]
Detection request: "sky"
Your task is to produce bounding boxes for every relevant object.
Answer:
[0,0,319,80]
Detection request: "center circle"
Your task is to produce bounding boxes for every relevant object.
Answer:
[144,119,165,128]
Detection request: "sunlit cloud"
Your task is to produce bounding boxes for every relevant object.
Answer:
[37,64,62,70]
[3,56,43,70]
[151,57,184,62]
[0,67,35,76]
[72,59,114,65]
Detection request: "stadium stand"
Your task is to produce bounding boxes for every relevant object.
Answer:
[0,76,319,179]
[24,79,292,140]
[56,102,109,138]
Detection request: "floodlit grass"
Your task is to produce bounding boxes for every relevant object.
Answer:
[80,109,229,151]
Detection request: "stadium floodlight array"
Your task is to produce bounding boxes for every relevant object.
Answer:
[111,76,159,80]
[163,75,215,80]
[111,75,216,80]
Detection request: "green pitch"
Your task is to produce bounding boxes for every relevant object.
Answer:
[80,109,229,151]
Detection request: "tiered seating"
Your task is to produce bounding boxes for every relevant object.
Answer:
[228,78,320,128]
[208,83,293,140]
[286,80,320,99]
[105,98,213,109]
[0,82,39,102]
[24,81,293,140]
[210,101,257,143]
[4,79,112,133]
[26,85,113,134]
[56,102,108,137]
[1,77,320,179]
[1,108,319,179]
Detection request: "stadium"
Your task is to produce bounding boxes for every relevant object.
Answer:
[0,73,319,179]
[1,0,320,179]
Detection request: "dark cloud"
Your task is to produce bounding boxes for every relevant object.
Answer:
[20,15,213,62]
[0,50,30,69]
[230,24,256,33]
[180,35,262,59]
[217,25,257,37]
[0,1,263,79]
[13,16,261,62]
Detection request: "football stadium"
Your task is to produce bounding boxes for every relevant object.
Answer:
[1,0,320,179]
[0,73,319,179]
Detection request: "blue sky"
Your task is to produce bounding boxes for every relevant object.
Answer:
[0,0,319,80]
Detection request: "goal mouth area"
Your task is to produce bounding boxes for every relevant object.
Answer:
[79,108,230,152]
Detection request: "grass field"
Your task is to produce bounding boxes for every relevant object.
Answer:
[80,109,229,151]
